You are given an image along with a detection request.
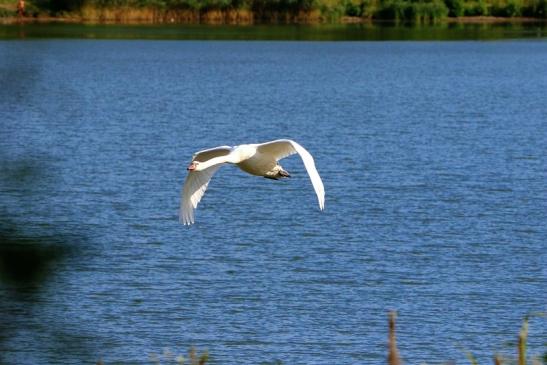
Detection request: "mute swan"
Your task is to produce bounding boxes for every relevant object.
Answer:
[180,139,325,225]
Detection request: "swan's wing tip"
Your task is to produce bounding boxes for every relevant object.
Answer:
[318,198,325,211]
[179,206,195,225]
[180,218,195,226]
[180,165,223,227]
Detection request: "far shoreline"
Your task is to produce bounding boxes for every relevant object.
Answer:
[2,14,547,26]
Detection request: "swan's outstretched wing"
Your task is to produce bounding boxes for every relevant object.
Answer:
[192,145,232,162]
[180,165,222,225]
[257,139,325,210]
[180,145,233,225]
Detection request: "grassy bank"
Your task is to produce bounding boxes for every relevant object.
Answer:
[1,0,546,23]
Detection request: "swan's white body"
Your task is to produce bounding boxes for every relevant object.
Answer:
[180,139,325,225]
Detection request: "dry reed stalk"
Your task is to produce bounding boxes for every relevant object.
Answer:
[187,347,209,365]
[225,9,253,24]
[465,350,479,365]
[388,311,402,365]
[518,317,528,365]
[201,10,224,24]
[494,354,503,365]
[297,9,322,22]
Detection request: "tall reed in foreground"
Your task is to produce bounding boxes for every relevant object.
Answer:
[94,312,544,364]
[387,312,544,365]
[388,311,402,365]
[518,315,529,365]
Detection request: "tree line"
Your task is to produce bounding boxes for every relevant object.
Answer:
[18,0,547,21]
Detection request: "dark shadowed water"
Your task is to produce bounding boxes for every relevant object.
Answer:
[1,22,547,41]
[1,40,546,364]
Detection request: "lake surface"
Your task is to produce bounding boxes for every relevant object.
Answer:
[1,39,546,364]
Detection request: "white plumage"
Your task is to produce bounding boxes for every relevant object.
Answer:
[180,139,325,225]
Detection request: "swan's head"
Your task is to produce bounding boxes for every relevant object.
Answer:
[187,161,199,171]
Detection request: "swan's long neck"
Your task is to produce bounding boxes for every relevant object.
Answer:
[198,155,232,170]
[196,145,256,171]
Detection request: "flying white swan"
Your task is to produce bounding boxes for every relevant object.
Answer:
[180,139,325,225]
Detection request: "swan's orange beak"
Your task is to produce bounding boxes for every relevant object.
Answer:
[187,162,196,171]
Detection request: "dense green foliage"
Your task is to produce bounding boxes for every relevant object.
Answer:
[372,0,449,21]
[4,0,546,20]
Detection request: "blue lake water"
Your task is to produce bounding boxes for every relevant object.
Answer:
[1,40,546,364]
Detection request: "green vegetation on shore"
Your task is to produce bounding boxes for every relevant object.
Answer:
[1,0,546,23]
